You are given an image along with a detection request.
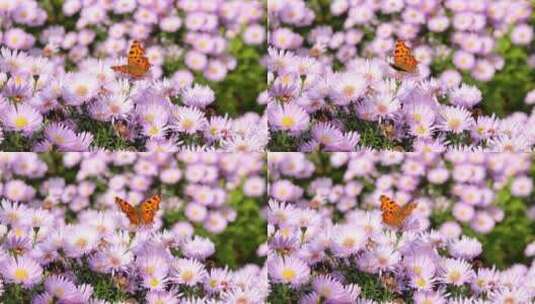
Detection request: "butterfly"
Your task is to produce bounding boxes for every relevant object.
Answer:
[380,195,416,228]
[115,195,160,226]
[111,40,151,78]
[390,40,418,73]
[113,119,134,140]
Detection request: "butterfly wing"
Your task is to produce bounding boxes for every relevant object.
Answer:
[128,56,151,78]
[392,40,418,73]
[128,40,150,77]
[115,197,140,225]
[127,40,145,66]
[380,195,402,227]
[139,194,160,225]
[111,40,150,78]
[111,65,130,73]
[399,202,417,221]
[381,195,417,227]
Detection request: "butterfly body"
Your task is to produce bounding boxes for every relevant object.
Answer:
[380,195,416,227]
[391,40,418,73]
[115,195,160,226]
[111,40,151,78]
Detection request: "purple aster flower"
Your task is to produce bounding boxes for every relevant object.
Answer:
[438,105,474,134]
[182,236,215,260]
[413,290,447,304]
[4,28,33,49]
[329,72,367,106]
[146,290,179,304]
[449,236,482,260]
[330,224,366,257]
[181,84,215,109]
[204,268,231,294]
[43,123,77,150]
[452,50,476,71]
[0,104,43,135]
[439,258,474,286]
[268,103,310,135]
[511,24,533,45]
[268,255,310,287]
[172,258,208,286]
[171,106,208,134]
[510,176,533,197]
[44,274,78,301]
[3,78,33,102]
[449,84,482,108]
[310,122,344,149]
[62,73,99,106]
[0,256,43,288]
[68,132,94,151]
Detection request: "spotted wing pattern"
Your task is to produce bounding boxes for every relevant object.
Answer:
[115,195,160,226]
[115,197,140,225]
[380,195,416,227]
[391,40,418,73]
[111,40,151,78]
[139,195,160,225]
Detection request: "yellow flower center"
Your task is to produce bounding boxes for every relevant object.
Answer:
[13,75,25,85]
[14,268,29,281]
[342,238,355,248]
[281,116,295,128]
[181,270,194,282]
[416,277,426,288]
[343,86,355,97]
[75,238,87,249]
[75,86,88,97]
[281,268,296,281]
[182,119,193,129]
[209,279,218,288]
[53,287,65,297]
[7,212,19,223]
[448,118,461,130]
[449,271,461,283]
[280,74,292,85]
[149,277,159,288]
[14,117,28,129]
[52,135,64,144]
[319,135,332,144]
[147,126,159,136]
[415,125,427,136]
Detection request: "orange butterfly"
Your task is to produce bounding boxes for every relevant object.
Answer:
[111,40,151,78]
[115,195,160,226]
[390,40,418,73]
[380,195,416,228]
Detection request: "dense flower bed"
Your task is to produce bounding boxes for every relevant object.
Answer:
[267,0,535,151]
[269,0,533,81]
[267,51,535,151]
[0,0,267,151]
[0,48,268,151]
[6,0,264,81]
[267,152,535,303]
[0,152,268,303]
